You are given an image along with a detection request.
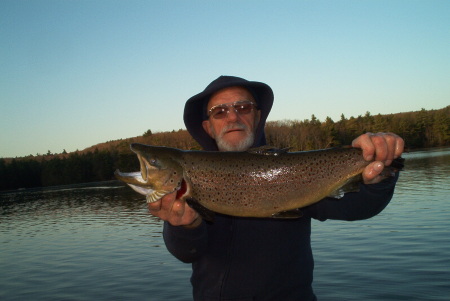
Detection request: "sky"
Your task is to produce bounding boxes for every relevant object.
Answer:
[1,0,449,158]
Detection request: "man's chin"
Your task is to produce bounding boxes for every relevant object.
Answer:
[217,132,254,151]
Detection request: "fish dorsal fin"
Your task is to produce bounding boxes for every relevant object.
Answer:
[146,190,170,203]
[247,146,291,156]
[327,175,362,199]
[271,208,304,219]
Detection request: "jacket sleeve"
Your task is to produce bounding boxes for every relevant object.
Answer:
[303,173,399,221]
[162,220,208,263]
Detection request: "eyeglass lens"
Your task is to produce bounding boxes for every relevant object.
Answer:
[209,101,255,119]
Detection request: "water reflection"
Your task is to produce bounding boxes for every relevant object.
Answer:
[1,181,193,301]
[1,148,449,301]
[311,147,450,301]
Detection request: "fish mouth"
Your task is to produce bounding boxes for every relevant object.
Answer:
[114,167,153,197]
[114,150,151,186]
[114,149,187,199]
[133,146,151,182]
[114,169,152,195]
[115,167,187,201]
[115,143,189,202]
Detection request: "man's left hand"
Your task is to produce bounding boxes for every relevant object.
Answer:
[352,132,404,184]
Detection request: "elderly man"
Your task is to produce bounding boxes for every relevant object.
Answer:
[148,76,404,301]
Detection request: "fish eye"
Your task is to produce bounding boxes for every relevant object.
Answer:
[149,158,158,166]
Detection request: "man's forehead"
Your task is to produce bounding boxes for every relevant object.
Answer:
[208,86,254,107]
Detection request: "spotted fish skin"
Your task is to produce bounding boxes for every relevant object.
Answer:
[180,147,368,217]
[115,143,400,218]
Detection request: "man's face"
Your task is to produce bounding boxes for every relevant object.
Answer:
[202,87,261,151]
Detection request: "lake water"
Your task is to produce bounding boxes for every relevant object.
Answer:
[1,148,449,301]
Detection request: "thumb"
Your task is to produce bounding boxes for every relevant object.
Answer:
[363,161,385,184]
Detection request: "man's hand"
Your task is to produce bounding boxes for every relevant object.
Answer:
[352,132,404,184]
[147,191,201,228]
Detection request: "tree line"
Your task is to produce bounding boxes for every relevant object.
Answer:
[0,106,448,191]
[266,106,449,151]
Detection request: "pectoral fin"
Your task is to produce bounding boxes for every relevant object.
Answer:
[146,190,170,203]
[327,175,361,199]
[271,208,304,219]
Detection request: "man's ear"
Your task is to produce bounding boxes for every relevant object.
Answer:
[202,120,214,138]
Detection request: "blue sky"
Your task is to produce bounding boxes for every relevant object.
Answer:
[1,0,449,158]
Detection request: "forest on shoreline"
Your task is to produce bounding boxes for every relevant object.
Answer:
[1,106,448,191]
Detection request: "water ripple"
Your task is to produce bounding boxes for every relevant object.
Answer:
[1,149,450,301]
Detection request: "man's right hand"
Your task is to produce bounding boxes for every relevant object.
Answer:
[147,191,201,228]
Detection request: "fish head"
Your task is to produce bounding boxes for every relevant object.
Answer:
[115,143,184,203]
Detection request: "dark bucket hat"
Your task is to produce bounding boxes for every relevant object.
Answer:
[183,75,274,150]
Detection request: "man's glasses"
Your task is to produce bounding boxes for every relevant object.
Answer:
[207,100,257,120]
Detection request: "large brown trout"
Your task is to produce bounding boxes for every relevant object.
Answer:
[115,143,403,218]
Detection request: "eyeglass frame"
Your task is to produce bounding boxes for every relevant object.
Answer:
[207,100,258,119]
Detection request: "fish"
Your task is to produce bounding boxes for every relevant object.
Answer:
[115,143,403,219]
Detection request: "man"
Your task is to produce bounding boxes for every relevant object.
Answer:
[148,76,404,300]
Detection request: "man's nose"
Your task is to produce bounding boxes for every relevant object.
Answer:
[225,108,239,121]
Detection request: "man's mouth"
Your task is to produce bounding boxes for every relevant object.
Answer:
[225,128,244,134]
